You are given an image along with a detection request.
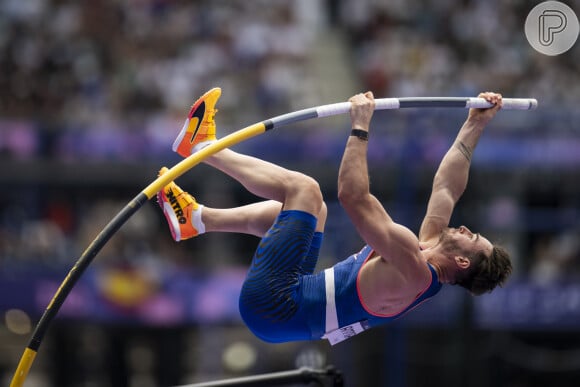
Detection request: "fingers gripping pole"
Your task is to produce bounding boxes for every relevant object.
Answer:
[10,95,537,387]
[467,97,538,110]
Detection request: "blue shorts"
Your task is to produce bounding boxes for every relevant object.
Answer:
[238,210,322,343]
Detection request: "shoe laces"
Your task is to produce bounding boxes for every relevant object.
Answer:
[206,108,218,123]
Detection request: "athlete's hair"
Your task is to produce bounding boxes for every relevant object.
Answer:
[456,244,512,296]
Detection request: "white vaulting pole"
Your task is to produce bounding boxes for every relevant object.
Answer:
[268,97,537,128]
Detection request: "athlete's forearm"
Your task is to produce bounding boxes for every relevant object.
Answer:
[339,92,375,204]
[433,118,485,202]
[338,134,371,202]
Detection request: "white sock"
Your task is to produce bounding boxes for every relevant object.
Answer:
[191,140,217,154]
[191,205,205,234]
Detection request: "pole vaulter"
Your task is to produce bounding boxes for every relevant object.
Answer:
[10,95,537,387]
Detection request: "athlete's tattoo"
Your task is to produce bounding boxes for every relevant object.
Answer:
[455,141,473,162]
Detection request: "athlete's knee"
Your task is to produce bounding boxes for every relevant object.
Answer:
[285,171,323,211]
[299,173,323,202]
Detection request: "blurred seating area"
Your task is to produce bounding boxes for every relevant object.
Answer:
[0,0,579,159]
[334,0,580,109]
[0,0,323,152]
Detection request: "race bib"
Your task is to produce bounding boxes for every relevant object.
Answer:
[323,321,367,345]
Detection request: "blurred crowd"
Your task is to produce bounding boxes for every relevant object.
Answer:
[0,0,579,281]
[336,0,580,112]
[0,0,319,122]
[1,0,580,129]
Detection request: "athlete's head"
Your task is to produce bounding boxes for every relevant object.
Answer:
[439,226,512,295]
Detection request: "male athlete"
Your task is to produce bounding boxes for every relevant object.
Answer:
[157,88,512,344]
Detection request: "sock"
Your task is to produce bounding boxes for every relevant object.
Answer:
[191,205,206,234]
[191,140,217,154]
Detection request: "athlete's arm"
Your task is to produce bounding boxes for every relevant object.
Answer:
[419,92,502,243]
[338,92,421,271]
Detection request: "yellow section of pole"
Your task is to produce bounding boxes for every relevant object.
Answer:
[9,122,268,387]
[142,122,267,199]
[10,348,37,387]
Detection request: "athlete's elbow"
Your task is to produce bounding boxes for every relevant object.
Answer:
[432,179,465,204]
[338,186,367,209]
[337,185,357,205]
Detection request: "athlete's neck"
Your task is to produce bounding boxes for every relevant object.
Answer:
[422,250,453,284]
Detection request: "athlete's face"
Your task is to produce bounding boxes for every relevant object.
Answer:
[439,226,493,257]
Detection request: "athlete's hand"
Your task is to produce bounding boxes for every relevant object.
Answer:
[349,91,375,132]
[467,92,502,125]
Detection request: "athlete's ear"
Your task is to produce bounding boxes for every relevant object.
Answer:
[454,256,470,270]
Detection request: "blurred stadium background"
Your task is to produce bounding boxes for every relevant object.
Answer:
[1,0,579,386]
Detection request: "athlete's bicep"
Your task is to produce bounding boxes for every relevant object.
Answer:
[342,194,419,258]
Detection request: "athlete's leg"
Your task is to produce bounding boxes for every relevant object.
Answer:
[157,166,326,241]
[203,199,327,237]
[204,148,322,215]
[202,200,282,236]
[171,86,323,216]
[164,88,327,341]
